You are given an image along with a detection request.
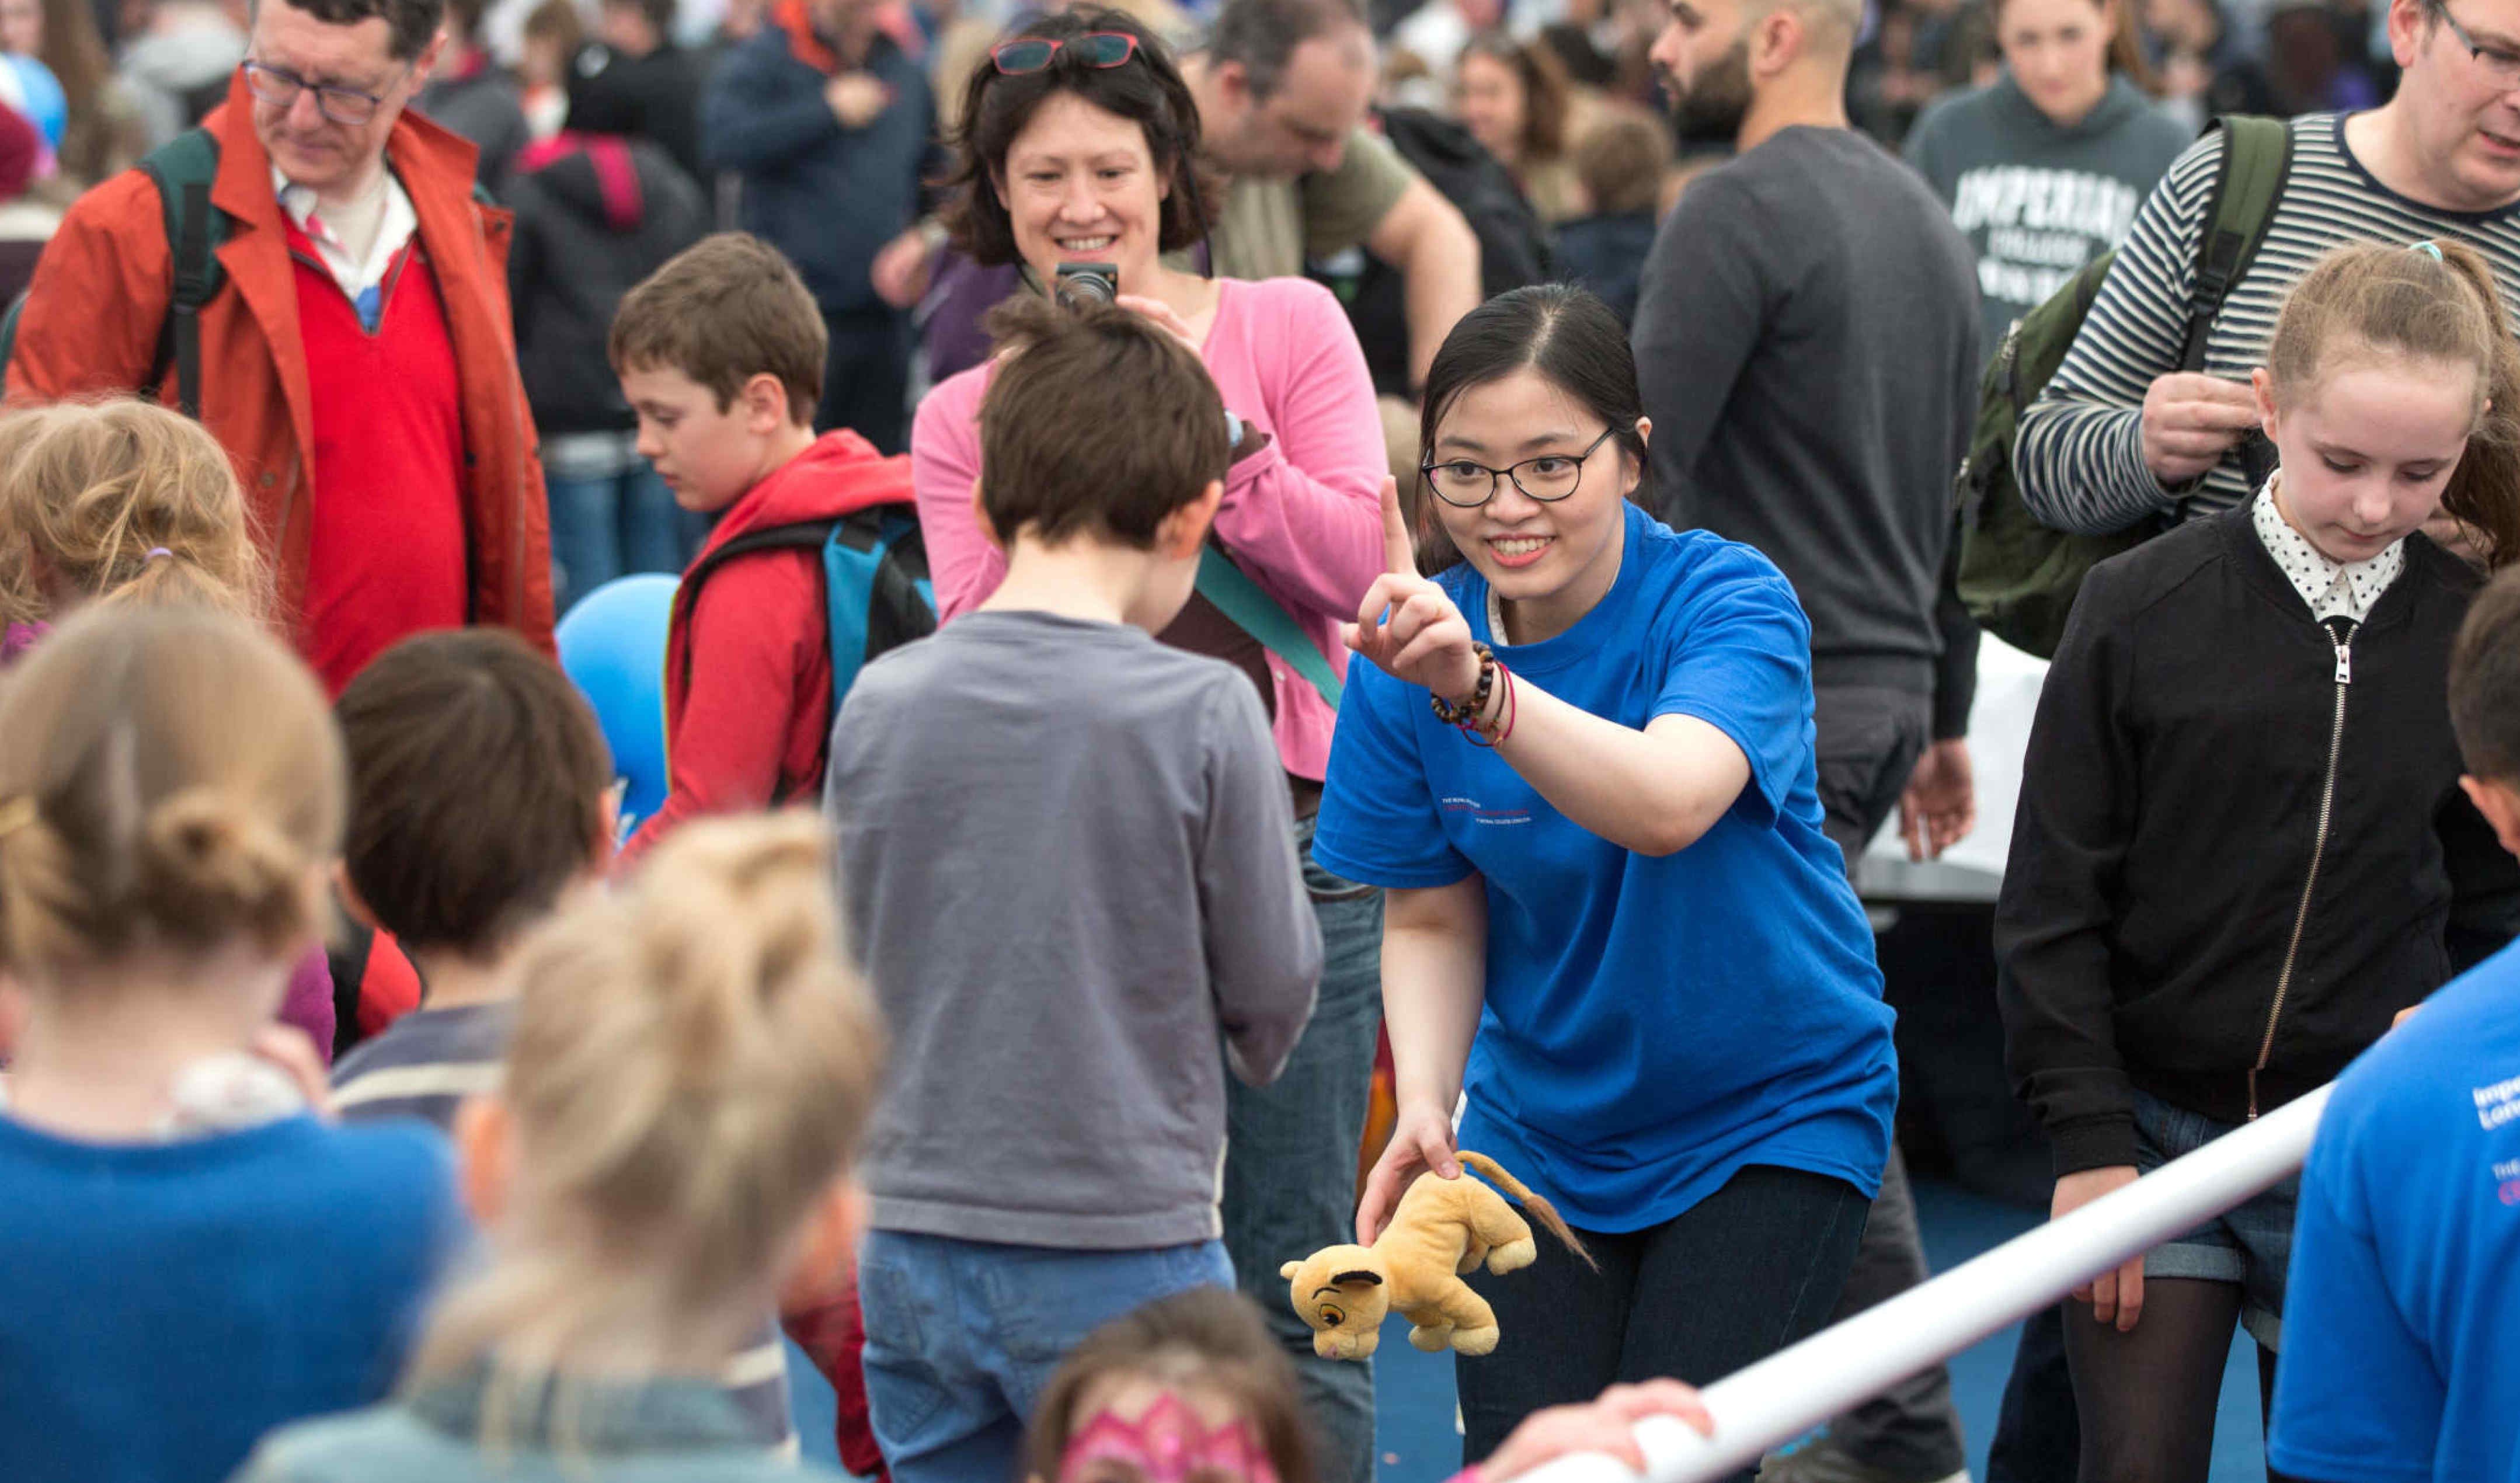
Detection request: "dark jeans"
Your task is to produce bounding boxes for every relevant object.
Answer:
[1810,685,1968,1481]
[546,464,697,615]
[1457,1165,1872,1483]
[1220,810,1383,1483]
[820,307,913,455]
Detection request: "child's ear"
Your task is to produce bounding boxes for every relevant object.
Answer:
[2252,367,2281,441]
[744,373,793,434]
[970,477,1007,553]
[333,861,382,935]
[1160,481,1226,559]
[454,1094,516,1226]
[2460,774,2520,858]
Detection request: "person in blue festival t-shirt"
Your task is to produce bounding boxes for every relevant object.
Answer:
[2269,566,2520,1483]
[1315,285,1897,1481]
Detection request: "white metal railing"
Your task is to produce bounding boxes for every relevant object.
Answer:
[1513,1086,2333,1483]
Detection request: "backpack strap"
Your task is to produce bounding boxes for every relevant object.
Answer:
[2179,115,2292,373]
[137,127,228,420]
[674,517,836,693]
[1195,546,1342,711]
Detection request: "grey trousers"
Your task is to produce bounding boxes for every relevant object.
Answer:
[1811,687,1970,1482]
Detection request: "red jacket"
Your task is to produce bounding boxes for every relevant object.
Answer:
[621,431,914,862]
[4,75,554,660]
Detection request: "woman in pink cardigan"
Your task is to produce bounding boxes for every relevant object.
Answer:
[906,11,1390,1479]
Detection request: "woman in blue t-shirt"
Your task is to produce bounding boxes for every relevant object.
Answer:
[1315,286,1898,1475]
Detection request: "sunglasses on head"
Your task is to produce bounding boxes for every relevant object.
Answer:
[990,31,1140,74]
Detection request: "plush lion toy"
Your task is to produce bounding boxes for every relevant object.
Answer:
[1279,1151,1592,1360]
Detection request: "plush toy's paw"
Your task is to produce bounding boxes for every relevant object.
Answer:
[1487,1238,1538,1275]
[1451,1324,1501,1356]
[1408,1324,1453,1353]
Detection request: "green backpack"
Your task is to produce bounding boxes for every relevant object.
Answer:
[0,127,229,418]
[1954,115,2291,657]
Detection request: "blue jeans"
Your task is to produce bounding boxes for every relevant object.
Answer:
[857,1231,1234,1483]
[2132,1087,2299,1349]
[1220,810,1383,1483]
[547,463,695,614]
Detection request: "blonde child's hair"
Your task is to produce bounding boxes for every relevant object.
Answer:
[0,399,274,629]
[0,607,343,981]
[2265,240,2520,568]
[409,811,885,1414]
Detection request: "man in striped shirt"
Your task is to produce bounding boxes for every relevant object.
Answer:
[2019,0,2520,536]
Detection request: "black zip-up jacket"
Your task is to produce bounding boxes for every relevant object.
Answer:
[1997,502,2520,1176]
[506,134,708,436]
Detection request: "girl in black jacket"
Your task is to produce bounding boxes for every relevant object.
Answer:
[1997,239,2520,1482]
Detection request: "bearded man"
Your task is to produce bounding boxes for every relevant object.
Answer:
[1630,1,1983,1480]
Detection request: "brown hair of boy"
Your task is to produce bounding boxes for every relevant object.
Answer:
[335,630,615,960]
[0,399,274,629]
[609,233,829,422]
[976,296,1231,546]
[1571,106,1673,220]
[2265,240,2520,569]
[409,812,885,1409]
[1025,1289,1320,1483]
[2451,566,2520,784]
[0,607,343,980]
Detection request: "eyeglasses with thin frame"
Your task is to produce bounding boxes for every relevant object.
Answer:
[1421,427,1620,509]
[241,59,406,126]
[990,32,1141,75]
[2434,1,2520,89]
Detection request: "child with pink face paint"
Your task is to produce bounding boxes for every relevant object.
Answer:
[1999,237,2520,1482]
[1027,1289,1712,1483]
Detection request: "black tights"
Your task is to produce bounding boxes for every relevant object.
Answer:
[2061,1278,2301,1483]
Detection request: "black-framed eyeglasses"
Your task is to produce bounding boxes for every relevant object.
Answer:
[241,59,403,126]
[2433,1,2520,88]
[1421,427,1619,508]
[990,32,1141,75]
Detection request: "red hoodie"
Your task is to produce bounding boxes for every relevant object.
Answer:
[621,431,914,864]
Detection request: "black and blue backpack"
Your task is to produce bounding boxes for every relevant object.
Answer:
[675,505,939,795]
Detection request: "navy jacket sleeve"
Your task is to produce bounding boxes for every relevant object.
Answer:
[702,33,843,174]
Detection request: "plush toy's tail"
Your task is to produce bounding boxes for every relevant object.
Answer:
[1459,1151,1599,1272]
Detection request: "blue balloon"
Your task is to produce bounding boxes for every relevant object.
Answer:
[0,55,68,152]
[556,573,677,834]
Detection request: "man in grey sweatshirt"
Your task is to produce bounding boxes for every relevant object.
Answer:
[1631,0,1979,1479]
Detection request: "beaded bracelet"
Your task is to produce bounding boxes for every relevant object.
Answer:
[1429,642,1496,727]
[1464,663,1517,749]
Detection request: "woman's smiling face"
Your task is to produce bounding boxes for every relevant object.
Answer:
[999,90,1169,292]
[1425,367,1644,632]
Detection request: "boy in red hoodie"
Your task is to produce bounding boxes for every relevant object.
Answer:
[609,232,915,865]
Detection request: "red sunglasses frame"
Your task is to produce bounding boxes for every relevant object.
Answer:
[988,32,1143,74]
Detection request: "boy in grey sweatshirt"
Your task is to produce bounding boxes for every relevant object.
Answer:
[823,298,1321,1483]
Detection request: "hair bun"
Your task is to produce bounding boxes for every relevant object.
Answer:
[137,789,315,949]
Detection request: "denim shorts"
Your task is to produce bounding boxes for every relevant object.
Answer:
[2129,1087,2299,1350]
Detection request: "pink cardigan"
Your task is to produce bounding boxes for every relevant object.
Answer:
[910,276,1387,781]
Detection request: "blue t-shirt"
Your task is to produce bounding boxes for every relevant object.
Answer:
[2269,938,2520,1483]
[0,1111,461,1483]
[1315,502,1896,1231]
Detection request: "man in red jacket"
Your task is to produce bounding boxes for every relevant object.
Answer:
[610,232,916,865]
[5,0,552,692]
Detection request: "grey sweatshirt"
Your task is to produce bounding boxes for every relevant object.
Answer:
[1904,73,2194,361]
[825,610,1321,1250]
[1633,126,1981,702]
